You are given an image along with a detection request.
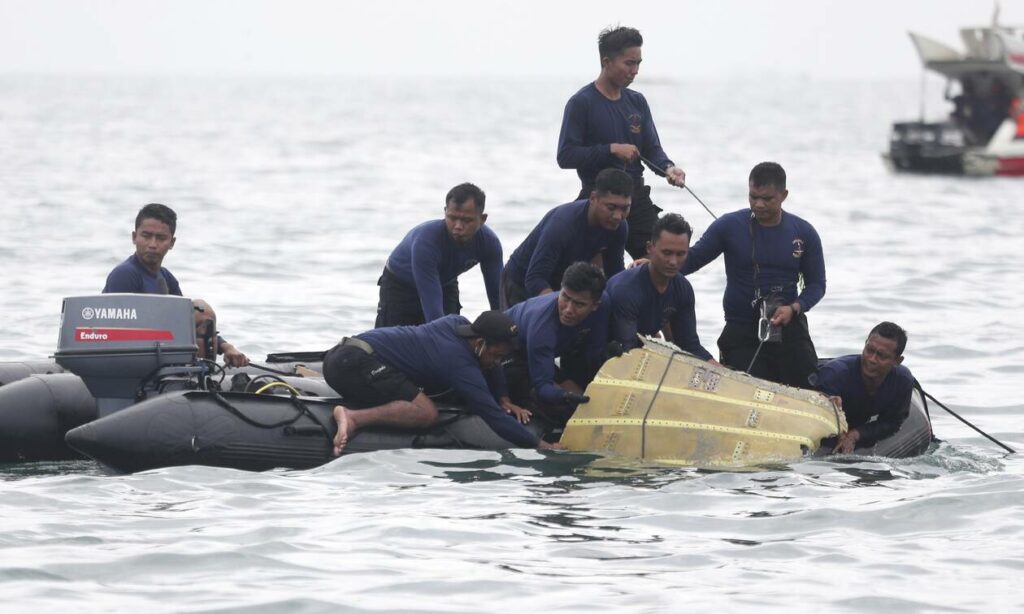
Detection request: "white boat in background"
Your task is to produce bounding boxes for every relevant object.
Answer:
[885,13,1024,176]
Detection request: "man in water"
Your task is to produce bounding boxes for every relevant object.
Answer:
[376,183,503,327]
[813,322,913,453]
[607,213,715,362]
[323,311,559,455]
[103,203,249,367]
[681,162,825,387]
[557,25,686,259]
[501,168,630,308]
[500,262,610,425]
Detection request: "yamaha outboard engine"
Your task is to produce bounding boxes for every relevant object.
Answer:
[54,294,199,416]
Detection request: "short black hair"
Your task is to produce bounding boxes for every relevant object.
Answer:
[446,183,486,212]
[651,213,693,242]
[594,168,633,198]
[749,162,787,191]
[135,203,177,235]
[561,262,606,302]
[869,321,908,356]
[598,26,643,60]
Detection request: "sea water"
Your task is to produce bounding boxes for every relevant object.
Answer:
[0,75,1021,611]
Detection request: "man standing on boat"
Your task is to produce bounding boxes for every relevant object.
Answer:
[557,25,686,260]
[376,183,502,328]
[813,322,913,453]
[500,262,610,426]
[324,311,560,455]
[103,203,249,367]
[681,162,825,388]
[501,168,630,308]
[607,213,715,362]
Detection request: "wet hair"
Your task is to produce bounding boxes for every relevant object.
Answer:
[594,168,633,198]
[561,262,607,302]
[598,26,643,60]
[749,162,787,191]
[651,213,693,243]
[868,321,907,356]
[446,183,486,212]
[135,203,177,235]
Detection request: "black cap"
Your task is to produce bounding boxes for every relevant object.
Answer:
[455,311,519,347]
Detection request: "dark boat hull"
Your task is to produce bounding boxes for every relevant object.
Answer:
[0,361,65,387]
[0,374,95,462]
[0,367,334,463]
[65,390,539,473]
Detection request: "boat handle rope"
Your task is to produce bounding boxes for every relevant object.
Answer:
[639,349,682,460]
[208,391,333,449]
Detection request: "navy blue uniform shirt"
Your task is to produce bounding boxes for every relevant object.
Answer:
[103,255,183,295]
[681,209,825,324]
[503,292,610,405]
[557,83,674,187]
[358,315,538,447]
[606,264,712,360]
[814,354,914,447]
[386,220,503,321]
[504,200,627,297]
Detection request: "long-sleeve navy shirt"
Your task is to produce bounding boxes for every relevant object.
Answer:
[103,255,183,295]
[606,264,713,360]
[814,354,913,447]
[681,209,826,324]
[386,220,503,320]
[556,83,674,187]
[503,292,610,405]
[504,200,627,297]
[358,315,538,447]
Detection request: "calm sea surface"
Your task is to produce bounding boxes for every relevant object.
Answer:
[0,75,1022,612]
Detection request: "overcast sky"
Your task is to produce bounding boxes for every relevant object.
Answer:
[0,0,1021,79]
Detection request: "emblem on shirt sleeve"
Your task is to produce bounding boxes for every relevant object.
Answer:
[792,239,805,258]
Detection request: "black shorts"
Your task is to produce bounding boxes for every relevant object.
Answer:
[375,267,461,328]
[716,313,819,388]
[577,181,661,261]
[322,343,421,408]
[499,268,529,310]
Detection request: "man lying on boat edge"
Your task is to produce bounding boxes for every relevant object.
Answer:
[323,311,562,455]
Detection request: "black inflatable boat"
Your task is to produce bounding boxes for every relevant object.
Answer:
[6,294,934,472]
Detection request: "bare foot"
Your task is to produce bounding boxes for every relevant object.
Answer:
[295,365,319,378]
[332,405,356,456]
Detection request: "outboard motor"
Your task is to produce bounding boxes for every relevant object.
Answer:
[54,294,200,416]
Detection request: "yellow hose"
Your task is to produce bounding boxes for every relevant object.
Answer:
[253,381,301,396]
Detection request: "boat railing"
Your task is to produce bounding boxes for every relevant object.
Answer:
[960,26,1024,60]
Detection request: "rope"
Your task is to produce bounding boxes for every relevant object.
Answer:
[244,374,285,393]
[919,387,1015,454]
[639,349,681,459]
[208,391,333,449]
[745,340,766,376]
[254,381,302,396]
[638,154,718,220]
